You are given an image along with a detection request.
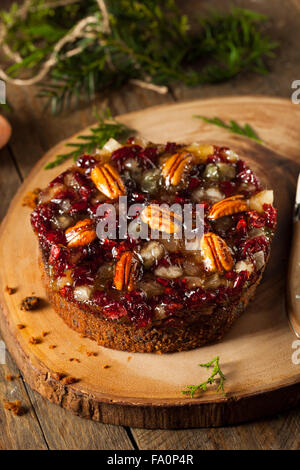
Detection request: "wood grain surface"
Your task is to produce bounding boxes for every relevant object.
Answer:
[0,96,300,430]
[2,0,300,449]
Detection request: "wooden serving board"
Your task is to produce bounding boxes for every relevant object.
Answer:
[1,96,300,429]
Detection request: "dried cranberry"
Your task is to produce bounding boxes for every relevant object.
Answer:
[103,301,128,320]
[185,287,216,308]
[131,192,145,202]
[236,218,247,236]
[224,271,235,279]
[51,189,76,205]
[236,161,262,191]
[42,229,66,247]
[72,265,95,286]
[165,142,179,153]
[101,239,117,250]
[263,204,277,230]
[206,154,222,164]
[142,147,158,162]
[49,171,69,187]
[49,244,64,264]
[124,290,152,326]
[241,235,269,258]
[174,195,188,204]
[219,181,236,197]
[93,290,109,306]
[248,210,265,228]
[156,277,170,286]
[233,271,248,291]
[188,177,202,190]
[76,154,98,173]
[164,287,174,295]
[73,171,93,199]
[60,285,73,300]
[31,203,56,233]
[69,200,88,215]
[111,145,142,168]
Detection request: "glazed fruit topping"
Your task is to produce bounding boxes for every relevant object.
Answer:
[31,139,277,326]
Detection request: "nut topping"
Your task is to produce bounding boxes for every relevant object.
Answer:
[162,152,193,186]
[91,163,126,199]
[208,194,248,220]
[114,251,138,291]
[65,218,97,247]
[200,233,233,273]
[140,204,182,234]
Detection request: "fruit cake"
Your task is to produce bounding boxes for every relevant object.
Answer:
[31,138,277,353]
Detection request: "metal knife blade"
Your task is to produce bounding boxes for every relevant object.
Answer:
[287,173,300,337]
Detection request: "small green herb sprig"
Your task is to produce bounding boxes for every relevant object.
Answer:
[194,115,263,143]
[182,356,226,398]
[45,108,133,169]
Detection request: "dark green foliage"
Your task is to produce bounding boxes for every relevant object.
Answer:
[1,1,278,113]
[44,108,133,168]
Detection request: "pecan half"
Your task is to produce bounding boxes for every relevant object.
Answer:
[114,251,138,291]
[200,232,233,273]
[162,151,193,186]
[91,163,125,199]
[65,218,97,247]
[208,194,248,220]
[140,205,182,234]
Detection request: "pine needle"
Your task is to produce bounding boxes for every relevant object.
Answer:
[194,115,263,143]
[44,108,133,169]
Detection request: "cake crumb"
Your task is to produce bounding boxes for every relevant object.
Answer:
[29,336,41,345]
[17,324,26,330]
[22,188,41,209]
[80,334,87,338]
[103,364,111,369]
[52,372,65,381]
[61,376,79,385]
[3,400,26,416]
[5,285,15,295]
[48,344,57,349]
[5,375,14,381]
[20,296,40,311]
[41,331,49,337]
[127,356,132,361]
[69,357,80,363]
[86,351,97,357]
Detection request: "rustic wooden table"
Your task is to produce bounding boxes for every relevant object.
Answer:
[1,0,300,450]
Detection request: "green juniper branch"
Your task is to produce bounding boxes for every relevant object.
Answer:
[182,356,226,398]
[0,1,278,114]
[194,115,263,143]
[44,108,133,169]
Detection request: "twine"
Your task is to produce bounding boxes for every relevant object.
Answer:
[0,0,167,95]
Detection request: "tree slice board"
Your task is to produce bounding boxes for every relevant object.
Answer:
[1,96,300,429]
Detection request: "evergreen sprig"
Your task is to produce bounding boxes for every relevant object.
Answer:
[194,115,263,143]
[0,1,279,114]
[182,356,226,398]
[44,108,133,169]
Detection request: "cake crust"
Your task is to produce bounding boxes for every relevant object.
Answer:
[40,255,266,353]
